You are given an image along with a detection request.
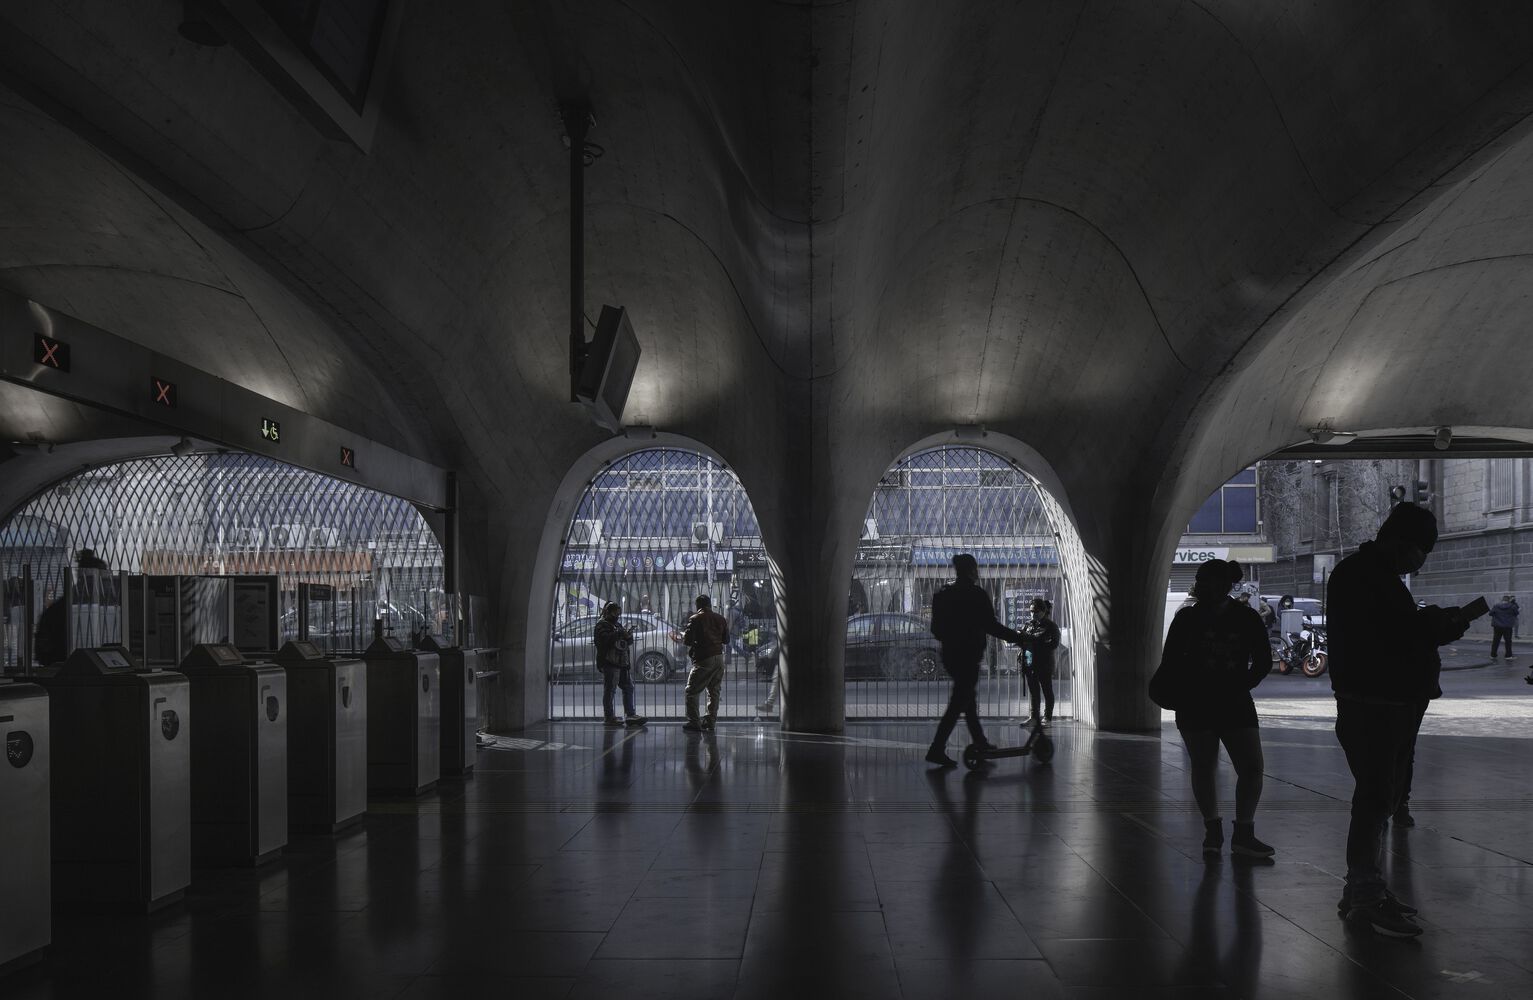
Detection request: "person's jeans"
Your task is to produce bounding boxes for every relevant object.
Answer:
[931,658,986,750]
[1335,699,1417,904]
[1492,626,1514,657]
[1023,661,1054,721]
[1396,699,1429,811]
[602,665,637,719]
[684,654,725,723]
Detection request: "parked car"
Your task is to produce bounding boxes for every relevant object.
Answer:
[549,611,687,682]
[754,613,942,680]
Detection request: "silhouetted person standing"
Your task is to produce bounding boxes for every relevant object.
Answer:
[1329,502,1467,938]
[594,602,645,728]
[926,554,1024,767]
[1018,597,1060,728]
[1160,559,1274,859]
[1489,593,1518,660]
[681,594,729,732]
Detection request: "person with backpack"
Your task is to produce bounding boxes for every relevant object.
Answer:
[1157,558,1275,859]
[593,602,645,728]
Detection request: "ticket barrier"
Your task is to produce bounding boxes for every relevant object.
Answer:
[176,644,287,866]
[363,636,439,795]
[273,641,367,832]
[36,647,190,912]
[0,681,50,974]
[421,638,478,778]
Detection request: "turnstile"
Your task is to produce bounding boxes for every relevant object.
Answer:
[274,641,367,832]
[363,636,439,795]
[0,681,50,974]
[36,647,190,912]
[423,638,478,777]
[176,644,287,865]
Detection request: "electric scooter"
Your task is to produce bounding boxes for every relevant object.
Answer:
[963,721,1054,770]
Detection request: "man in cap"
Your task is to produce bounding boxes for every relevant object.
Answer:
[925,553,1025,766]
[1327,502,1469,937]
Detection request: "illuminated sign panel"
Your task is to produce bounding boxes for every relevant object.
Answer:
[261,418,281,443]
[34,334,70,371]
[150,377,177,407]
[340,446,355,468]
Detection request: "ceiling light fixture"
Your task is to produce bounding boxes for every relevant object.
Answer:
[1434,426,1452,451]
[170,437,196,458]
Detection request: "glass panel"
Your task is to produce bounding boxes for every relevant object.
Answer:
[1222,486,1258,533]
[1188,493,1223,533]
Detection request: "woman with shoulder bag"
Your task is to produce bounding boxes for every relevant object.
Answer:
[1157,559,1274,858]
[594,602,646,727]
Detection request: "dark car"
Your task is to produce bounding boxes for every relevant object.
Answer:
[755,613,942,680]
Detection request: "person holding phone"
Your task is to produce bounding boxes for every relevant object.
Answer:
[1327,503,1474,937]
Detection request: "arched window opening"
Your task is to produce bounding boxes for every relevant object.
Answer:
[848,446,1084,721]
[550,448,776,720]
[1,453,444,668]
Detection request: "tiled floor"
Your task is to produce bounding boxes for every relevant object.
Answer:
[8,718,1533,999]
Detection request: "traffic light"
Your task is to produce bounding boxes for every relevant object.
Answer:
[1412,480,1430,504]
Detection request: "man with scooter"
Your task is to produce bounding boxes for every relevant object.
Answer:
[925,553,1026,767]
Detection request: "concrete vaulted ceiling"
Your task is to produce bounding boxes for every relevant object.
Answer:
[3,1,1533,729]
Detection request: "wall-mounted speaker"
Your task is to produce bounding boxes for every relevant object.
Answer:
[576,305,642,431]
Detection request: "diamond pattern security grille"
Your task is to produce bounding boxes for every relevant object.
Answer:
[551,448,775,720]
[849,446,1078,720]
[1,453,443,666]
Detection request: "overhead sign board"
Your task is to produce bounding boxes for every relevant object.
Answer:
[34,333,69,371]
[1173,547,1228,564]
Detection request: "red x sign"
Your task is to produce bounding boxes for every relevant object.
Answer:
[340,447,355,468]
[33,334,70,371]
[150,376,177,407]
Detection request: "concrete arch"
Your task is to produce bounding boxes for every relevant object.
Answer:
[861,430,1102,726]
[521,432,787,719]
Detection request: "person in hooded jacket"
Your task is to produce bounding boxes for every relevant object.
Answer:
[1489,593,1518,660]
[1159,558,1275,860]
[1327,502,1469,938]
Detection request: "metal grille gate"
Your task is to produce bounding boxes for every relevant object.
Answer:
[549,448,775,720]
[848,446,1074,720]
[1,453,444,668]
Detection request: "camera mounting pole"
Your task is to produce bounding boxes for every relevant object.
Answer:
[562,101,595,402]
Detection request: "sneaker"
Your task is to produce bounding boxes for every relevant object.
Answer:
[1525,673,1533,685]
[1202,818,1224,858]
[700,719,716,732]
[925,748,957,767]
[1490,654,1498,660]
[1344,900,1423,938]
[603,717,625,728]
[756,701,776,715]
[1231,823,1275,858]
[682,721,703,733]
[624,715,647,726]
[1392,805,1415,828]
[1018,715,1037,729]
[1385,890,1419,917]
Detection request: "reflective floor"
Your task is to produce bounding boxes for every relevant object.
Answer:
[8,717,1533,999]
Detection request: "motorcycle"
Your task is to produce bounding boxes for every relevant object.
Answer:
[1270,622,1328,677]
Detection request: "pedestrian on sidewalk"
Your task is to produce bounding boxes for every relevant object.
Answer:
[1328,502,1471,938]
[1158,559,1275,860]
[1490,593,1518,660]
[925,553,1025,767]
[680,594,729,732]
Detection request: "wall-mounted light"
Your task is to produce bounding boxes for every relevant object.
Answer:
[170,437,196,458]
[623,424,656,440]
[954,424,986,440]
[1434,426,1452,451]
[1306,424,1357,445]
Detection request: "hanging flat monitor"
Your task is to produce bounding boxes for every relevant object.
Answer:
[577,305,641,431]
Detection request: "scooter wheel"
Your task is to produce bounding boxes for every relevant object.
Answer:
[1033,736,1055,764]
[962,745,981,770]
